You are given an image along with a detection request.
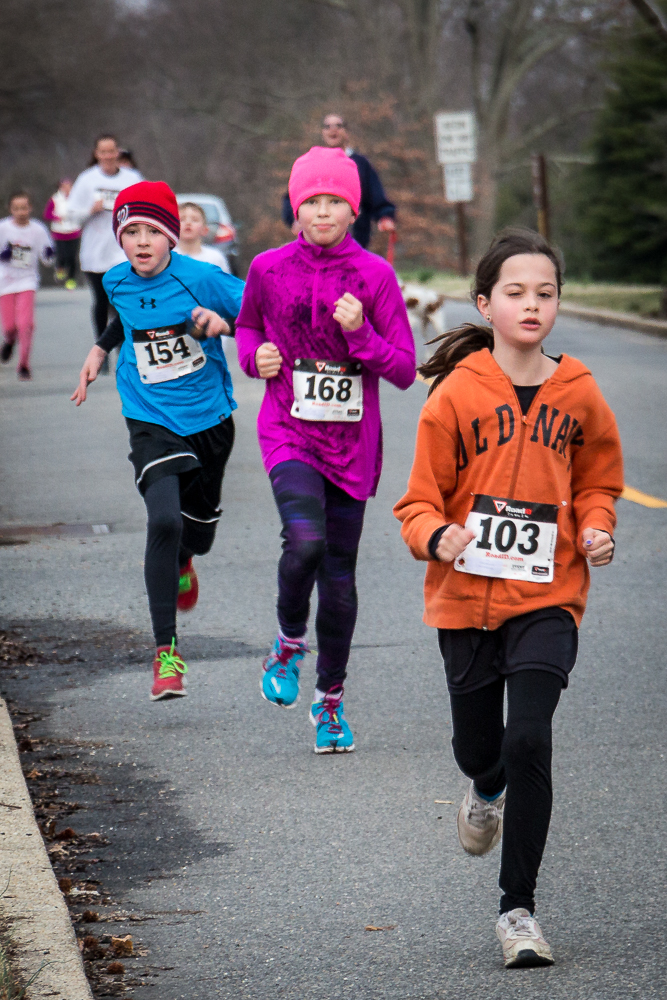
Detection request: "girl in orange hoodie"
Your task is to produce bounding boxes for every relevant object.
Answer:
[394,228,623,969]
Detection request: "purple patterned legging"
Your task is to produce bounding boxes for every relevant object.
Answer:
[269,460,367,691]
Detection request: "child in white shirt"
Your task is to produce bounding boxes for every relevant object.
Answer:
[175,202,231,273]
[0,191,54,380]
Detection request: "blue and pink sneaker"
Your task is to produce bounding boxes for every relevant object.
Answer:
[309,688,355,754]
[261,634,308,708]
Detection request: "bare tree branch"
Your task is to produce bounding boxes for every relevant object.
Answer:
[304,0,350,8]
[628,0,667,43]
[504,103,606,158]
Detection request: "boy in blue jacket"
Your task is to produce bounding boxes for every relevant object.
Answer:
[71,181,244,700]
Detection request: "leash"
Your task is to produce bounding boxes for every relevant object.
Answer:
[386,230,397,266]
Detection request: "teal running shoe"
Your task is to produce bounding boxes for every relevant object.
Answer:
[261,634,307,708]
[310,691,355,754]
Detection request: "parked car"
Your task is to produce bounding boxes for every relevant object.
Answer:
[176,193,240,275]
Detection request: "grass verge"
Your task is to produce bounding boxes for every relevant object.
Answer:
[398,271,665,318]
[0,931,47,1000]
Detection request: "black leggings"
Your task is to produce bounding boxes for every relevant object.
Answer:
[55,239,79,282]
[449,670,562,915]
[143,475,217,647]
[84,271,112,339]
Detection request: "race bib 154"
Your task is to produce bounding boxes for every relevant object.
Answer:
[132,322,207,384]
[454,494,559,584]
[291,358,363,422]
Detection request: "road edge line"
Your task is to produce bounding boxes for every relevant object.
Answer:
[0,696,93,1000]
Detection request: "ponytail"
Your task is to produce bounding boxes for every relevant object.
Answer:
[419,323,493,397]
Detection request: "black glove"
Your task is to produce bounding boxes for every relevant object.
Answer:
[0,244,12,262]
[186,317,209,341]
[43,246,54,261]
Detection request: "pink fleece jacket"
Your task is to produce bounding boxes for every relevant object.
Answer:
[236,233,416,500]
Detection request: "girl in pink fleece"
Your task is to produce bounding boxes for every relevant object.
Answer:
[236,146,416,753]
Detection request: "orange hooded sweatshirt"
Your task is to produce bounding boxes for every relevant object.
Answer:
[394,349,623,631]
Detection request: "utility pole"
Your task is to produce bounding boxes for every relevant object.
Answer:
[455,203,468,277]
[531,153,550,241]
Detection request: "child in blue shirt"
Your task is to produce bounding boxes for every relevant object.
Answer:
[71,181,244,700]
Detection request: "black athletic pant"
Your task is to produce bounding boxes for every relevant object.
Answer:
[143,475,218,647]
[449,670,562,915]
[54,238,79,282]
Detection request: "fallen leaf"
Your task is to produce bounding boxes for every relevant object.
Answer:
[364,925,396,932]
[58,878,72,894]
[82,935,106,959]
[48,844,69,857]
[82,910,99,922]
[55,826,77,841]
[25,769,41,780]
[111,935,133,957]
[107,961,125,975]
[17,738,32,752]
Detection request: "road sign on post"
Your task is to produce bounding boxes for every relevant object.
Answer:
[443,163,473,204]
[435,111,477,276]
[435,112,477,165]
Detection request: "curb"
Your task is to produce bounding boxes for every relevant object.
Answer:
[441,293,667,338]
[0,697,93,1000]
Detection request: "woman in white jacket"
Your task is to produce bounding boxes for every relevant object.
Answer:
[68,134,141,369]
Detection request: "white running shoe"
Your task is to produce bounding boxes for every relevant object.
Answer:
[496,908,554,968]
[456,781,505,855]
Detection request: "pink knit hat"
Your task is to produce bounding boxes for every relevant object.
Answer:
[288,146,361,217]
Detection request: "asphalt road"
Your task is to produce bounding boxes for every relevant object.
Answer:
[1,289,666,999]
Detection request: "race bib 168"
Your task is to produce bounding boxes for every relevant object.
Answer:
[454,494,559,584]
[291,358,363,422]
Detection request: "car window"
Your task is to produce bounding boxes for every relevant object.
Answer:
[177,195,232,228]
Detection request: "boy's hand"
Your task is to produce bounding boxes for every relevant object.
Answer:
[582,527,614,566]
[435,524,476,563]
[256,342,282,379]
[190,307,230,339]
[70,345,107,406]
[334,292,364,332]
[91,199,105,215]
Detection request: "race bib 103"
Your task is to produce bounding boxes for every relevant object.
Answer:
[454,494,559,584]
[291,358,363,422]
[132,322,207,384]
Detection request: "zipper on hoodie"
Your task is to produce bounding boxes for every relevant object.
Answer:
[480,377,548,629]
[311,268,319,331]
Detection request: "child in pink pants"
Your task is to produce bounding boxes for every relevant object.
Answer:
[0,191,54,380]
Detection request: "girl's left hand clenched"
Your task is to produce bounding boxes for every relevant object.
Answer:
[334,292,364,332]
[582,527,614,566]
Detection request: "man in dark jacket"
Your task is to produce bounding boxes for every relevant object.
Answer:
[281,114,396,249]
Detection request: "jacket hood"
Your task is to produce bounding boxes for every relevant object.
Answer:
[455,348,592,386]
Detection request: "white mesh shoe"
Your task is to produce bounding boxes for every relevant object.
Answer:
[496,908,554,968]
[456,781,505,855]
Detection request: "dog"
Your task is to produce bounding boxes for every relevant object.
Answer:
[400,283,446,357]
